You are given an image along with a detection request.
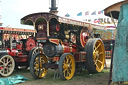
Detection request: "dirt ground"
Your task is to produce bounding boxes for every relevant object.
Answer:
[3,59,112,85]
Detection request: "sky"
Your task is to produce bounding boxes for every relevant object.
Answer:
[0,0,123,29]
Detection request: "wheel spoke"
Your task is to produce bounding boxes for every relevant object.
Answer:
[7,67,11,73]
[97,60,103,64]
[1,59,6,65]
[3,58,6,64]
[94,46,97,52]
[34,51,36,54]
[0,60,4,64]
[99,52,103,55]
[94,60,96,64]
[67,71,70,77]
[95,63,100,71]
[96,55,100,60]
[7,60,11,65]
[66,56,69,64]
[33,51,37,55]
[0,65,4,67]
[35,70,38,75]
[69,60,72,65]
[94,44,101,51]
[8,64,12,67]
[63,69,67,77]
[42,60,45,64]
[63,64,66,69]
[6,57,9,63]
[63,69,66,73]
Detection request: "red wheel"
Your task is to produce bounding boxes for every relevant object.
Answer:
[77,28,89,47]
[26,37,36,51]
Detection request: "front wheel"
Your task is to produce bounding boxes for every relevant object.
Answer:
[58,53,75,80]
[85,38,105,73]
[28,47,43,66]
[0,55,15,76]
[30,53,48,79]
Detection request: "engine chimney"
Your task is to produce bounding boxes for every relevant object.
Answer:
[49,0,58,14]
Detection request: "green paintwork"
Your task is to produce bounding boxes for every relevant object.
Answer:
[112,3,128,82]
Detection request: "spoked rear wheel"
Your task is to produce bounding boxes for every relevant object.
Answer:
[30,53,48,79]
[0,55,15,76]
[58,53,75,80]
[85,38,105,73]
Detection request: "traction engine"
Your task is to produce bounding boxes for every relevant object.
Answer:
[0,28,39,77]
[21,12,105,80]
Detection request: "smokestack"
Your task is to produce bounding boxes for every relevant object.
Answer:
[49,0,58,14]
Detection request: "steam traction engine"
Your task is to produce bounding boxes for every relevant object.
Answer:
[21,12,106,80]
[0,27,38,77]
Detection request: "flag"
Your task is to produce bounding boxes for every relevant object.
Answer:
[65,13,70,17]
[91,11,96,15]
[77,12,82,16]
[98,10,104,14]
[85,11,89,15]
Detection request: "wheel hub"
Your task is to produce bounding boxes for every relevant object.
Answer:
[63,64,71,69]
[68,64,70,68]
[96,52,99,58]
[93,51,99,59]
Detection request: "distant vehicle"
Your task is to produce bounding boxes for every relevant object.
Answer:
[0,27,43,76]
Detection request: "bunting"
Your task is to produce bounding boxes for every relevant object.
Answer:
[75,10,105,16]
[85,11,89,15]
[98,10,104,14]
[65,13,70,17]
[91,11,96,15]
[77,12,82,16]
